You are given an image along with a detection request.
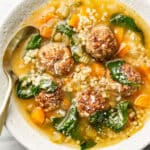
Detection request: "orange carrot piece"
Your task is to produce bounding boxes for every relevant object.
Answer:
[46,111,57,118]
[134,94,150,108]
[68,14,80,27]
[61,98,71,110]
[90,62,105,77]
[137,65,150,83]
[31,107,45,126]
[118,44,130,57]
[37,12,55,26]
[40,26,52,38]
[114,27,124,44]
[137,65,150,75]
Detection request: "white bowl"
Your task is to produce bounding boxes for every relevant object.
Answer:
[0,0,150,150]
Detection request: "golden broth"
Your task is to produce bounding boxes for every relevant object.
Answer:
[11,0,150,149]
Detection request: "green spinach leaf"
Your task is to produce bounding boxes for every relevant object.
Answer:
[16,76,58,99]
[90,111,108,124]
[106,59,139,86]
[52,116,95,148]
[71,127,96,150]
[39,79,57,93]
[89,111,108,131]
[56,23,75,37]
[80,140,96,150]
[71,127,85,143]
[106,101,129,132]
[71,45,83,62]
[51,117,64,127]
[16,78,40,99]
[72,53,80,62]
[89,101,129,132]
[52,101,97,149]
[26,34,42,50]
[55,101,78,135]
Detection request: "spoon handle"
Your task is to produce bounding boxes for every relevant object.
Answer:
[0,74,13,134]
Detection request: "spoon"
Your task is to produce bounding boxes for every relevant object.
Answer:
[0,26,38,133]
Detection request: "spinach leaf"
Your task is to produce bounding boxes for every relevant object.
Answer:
[56,23,75,38]
[52,102,97,149]
[106,59,139,86]
[16,76,58,99]
[106,101,129,132]
[52,116,95,147]
[89,101,129,132]
[51,117,64,127]
[39,79,57,93]
[90,111,108,124]
[71,126,85,143]
[80,140,96,150]
[56,23,89,63]
[16,78,40,99]
[110,13,144,44]
[71,127,96,150]
[71,45,83,62]
[73,53,80,62]
[90,111,108,131]
[55,101,78,135]
[26,34,42,50]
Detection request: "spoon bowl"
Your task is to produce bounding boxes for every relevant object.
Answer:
[0,26,38,133]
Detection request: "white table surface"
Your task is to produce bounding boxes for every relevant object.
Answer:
[0,1,26,150]
[0,1,149,150]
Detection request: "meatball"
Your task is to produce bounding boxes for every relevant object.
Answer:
[38,43,74,76]
[86,25,118,62]
[76,88,109,117]
[119,63,142,96]
[35,85,63,112]
[107,63,142,97]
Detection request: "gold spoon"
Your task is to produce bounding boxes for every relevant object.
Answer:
[0,26,38,133]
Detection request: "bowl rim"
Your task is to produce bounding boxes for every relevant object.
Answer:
[0,0,150,150]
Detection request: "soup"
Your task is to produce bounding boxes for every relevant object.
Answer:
[11,0,150,149]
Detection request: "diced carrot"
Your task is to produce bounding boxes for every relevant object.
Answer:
[37,12,55,26]
[118,44,130,57]
[68,14,80,27]
[114,27,124,45]
[137,65,150,83]
[45,111,57,118]
[90,62,105,77]
[40,26,52,38]
[134,94,150,108]
[137,65,150,76]
[61,98,71,110]
[31,107,45,126]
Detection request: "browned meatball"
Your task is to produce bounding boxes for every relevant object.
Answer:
[35,86,63,112]
[86,25,118,62]
[38,43,74,76]
[76,88,109,117]
[106,63,142,97]
[119,63,142,97]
